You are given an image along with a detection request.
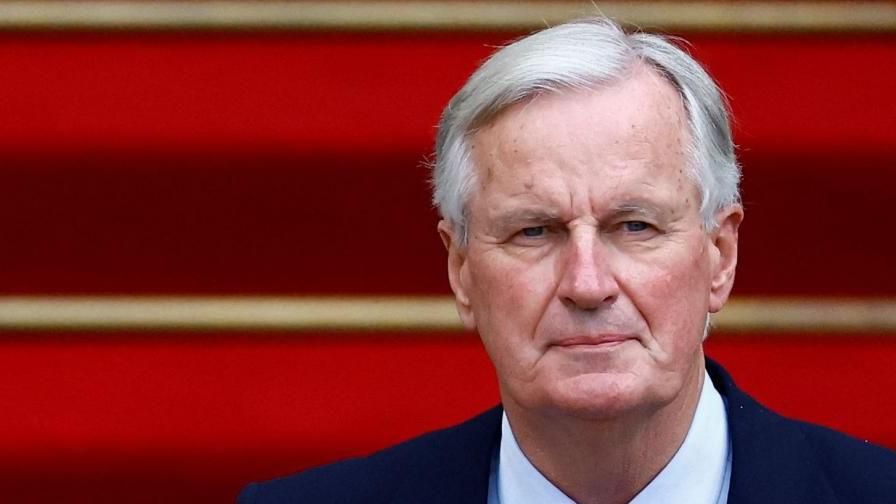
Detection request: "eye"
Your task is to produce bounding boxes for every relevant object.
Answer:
[520,226,546,237]
[623,221,650,232]
[508,224,555,246]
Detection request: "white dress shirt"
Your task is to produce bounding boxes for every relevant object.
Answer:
[488,371,731,503]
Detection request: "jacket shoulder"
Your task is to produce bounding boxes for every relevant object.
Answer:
[239,407,502,504]
[706,358,896,503]
[795,420,896,502]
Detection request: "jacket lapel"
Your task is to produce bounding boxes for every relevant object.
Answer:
[391,406,503,503]
[707,359,839,504]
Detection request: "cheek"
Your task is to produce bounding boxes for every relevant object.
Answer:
[467,255,557,363]
[469,253,554,318]
[627,242,712,353]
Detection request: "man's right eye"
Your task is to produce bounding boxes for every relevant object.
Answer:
[521,226,546,237]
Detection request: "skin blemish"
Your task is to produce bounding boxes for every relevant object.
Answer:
[483,160,495,184]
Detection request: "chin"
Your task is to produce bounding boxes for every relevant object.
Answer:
[543,372,667,420]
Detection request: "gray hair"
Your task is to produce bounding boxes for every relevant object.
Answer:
[432,17,741,243]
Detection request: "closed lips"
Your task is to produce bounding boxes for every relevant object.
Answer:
[553,335,636,347]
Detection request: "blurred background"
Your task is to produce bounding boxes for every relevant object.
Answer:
[0,1,893,502]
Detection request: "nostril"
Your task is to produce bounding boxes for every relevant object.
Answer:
[561,289,616,311]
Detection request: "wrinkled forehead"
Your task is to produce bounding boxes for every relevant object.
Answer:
[466,65,693,198]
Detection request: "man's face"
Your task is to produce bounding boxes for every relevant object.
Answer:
[440,65,741,419]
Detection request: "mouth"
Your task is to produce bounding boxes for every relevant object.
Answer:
[552,334,637,349]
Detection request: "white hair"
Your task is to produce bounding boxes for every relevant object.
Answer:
[432,17,741,243]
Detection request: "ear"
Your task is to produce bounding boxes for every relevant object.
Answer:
[437,220,476,330]
[708,205,743,313]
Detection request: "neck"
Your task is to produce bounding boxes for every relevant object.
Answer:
[503,362,705,504]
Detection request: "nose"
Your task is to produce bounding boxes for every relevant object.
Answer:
[557,227,620,310]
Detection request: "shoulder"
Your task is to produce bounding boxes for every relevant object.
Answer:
[706,358,896,503]
[794,419,896,501]
[238,407,502,504]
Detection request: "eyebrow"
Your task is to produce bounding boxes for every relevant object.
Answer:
[486,200,669,231]
[607,201,665,218]
[489,209,563,230]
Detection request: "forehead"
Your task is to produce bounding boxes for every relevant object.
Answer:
[467,65,694,216]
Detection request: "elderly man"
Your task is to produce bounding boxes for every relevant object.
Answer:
[240,16,896,504]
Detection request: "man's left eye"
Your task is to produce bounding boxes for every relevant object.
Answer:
[623,221,650,232]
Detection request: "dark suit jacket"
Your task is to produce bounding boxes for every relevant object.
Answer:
[240,359,896,503]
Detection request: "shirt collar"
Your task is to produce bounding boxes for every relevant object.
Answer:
[489,370,731,504]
